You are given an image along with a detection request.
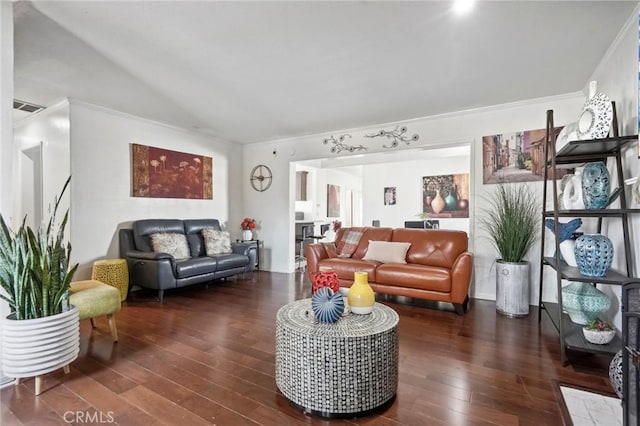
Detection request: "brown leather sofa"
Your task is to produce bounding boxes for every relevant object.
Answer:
[305,227,473,314]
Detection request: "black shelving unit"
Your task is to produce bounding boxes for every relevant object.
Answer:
[622,282,639,425]
[537,107,640,366]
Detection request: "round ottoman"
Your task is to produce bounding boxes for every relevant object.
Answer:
[275,299,399,418]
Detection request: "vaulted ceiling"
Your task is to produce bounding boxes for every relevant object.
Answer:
[13,1,638,144]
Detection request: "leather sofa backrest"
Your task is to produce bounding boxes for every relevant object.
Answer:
[133,219,186,252]
[184,219,222,257]
[335,227,394,259]
[392,228,468,269]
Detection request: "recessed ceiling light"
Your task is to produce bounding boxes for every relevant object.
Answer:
[453,0,475,15]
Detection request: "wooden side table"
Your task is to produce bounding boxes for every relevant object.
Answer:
[91,259,129,301]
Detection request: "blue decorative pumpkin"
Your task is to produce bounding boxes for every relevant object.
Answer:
[311,287,344,323]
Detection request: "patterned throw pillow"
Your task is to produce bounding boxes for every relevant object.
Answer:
[322,242,339,258]
[150,233,190,260]
[201,228,232,255]
[335,230,364,258]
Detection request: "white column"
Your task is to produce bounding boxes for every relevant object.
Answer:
[0,0,14,386]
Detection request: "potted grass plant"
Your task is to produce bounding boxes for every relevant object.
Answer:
[0,177,80,395]
[479,183,539,317]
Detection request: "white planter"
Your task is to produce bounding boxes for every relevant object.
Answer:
[242,229,253,241]
[583,328,615,345]
[495,260,530,317]
[2,306,80,380]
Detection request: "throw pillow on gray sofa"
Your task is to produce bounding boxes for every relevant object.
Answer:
[150,232,190,259]
[202,229,232,255]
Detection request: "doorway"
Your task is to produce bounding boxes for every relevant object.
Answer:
[20,143,43,228]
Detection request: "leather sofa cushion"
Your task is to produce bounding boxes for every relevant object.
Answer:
[317,258,378,282]
[376,263,451,292]
[213,253,250,270]
[175,257,218,278]
[392,228,468,269]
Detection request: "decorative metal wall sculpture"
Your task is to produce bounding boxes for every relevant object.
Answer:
[365,126,419,148]
[323,134,367,154]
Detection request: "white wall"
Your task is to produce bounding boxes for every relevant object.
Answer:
[0,1,12,220]
[315,167,362,227]
[362,154,470,232]
[584,7,640,328]
[0,0,13,386]
[68,101,242,278]
[244,93,585,303]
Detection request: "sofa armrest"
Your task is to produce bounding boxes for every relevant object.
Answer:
[450,251,473,304]
[231,242,251,256]
[124,251,177,290]
[231,242,256,272]
[305,243,328,282]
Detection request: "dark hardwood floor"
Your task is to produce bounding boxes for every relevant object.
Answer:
[1,272,616,425]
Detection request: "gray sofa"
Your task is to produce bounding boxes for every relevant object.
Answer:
[119,219,255,301]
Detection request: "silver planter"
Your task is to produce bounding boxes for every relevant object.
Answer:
[495,260,530,317]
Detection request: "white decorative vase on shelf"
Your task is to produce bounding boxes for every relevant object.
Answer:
[583,328,615,345]
[242,229,253,241]
[559,240,578,267]
[561,171,585,210]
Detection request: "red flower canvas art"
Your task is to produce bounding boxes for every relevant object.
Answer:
[131,144,213,199]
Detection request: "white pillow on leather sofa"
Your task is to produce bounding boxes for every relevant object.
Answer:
[362,241,411,264]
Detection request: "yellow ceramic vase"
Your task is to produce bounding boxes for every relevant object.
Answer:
[348,271,375,314]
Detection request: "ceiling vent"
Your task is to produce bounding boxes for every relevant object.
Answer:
[13,99,45,114]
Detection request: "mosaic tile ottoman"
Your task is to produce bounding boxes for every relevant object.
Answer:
[275,299,399,418]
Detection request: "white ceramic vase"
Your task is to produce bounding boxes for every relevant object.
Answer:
[242,229,253,241]
[562,171,585,210]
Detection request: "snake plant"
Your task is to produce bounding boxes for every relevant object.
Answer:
[0,177,78,320]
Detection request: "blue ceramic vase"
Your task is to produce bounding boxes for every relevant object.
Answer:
[581,162,610,209]
[561,281,611,324]
[574,234,613,277]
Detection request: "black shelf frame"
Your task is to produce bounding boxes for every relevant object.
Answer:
[537,106,640,366]
[542,257,638,286]
[622,283,640,425]
[542,302,621,356]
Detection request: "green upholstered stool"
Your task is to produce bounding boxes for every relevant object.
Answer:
[70,280,121,341]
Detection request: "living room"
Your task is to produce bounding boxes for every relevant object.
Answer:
[2,1,640,424]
